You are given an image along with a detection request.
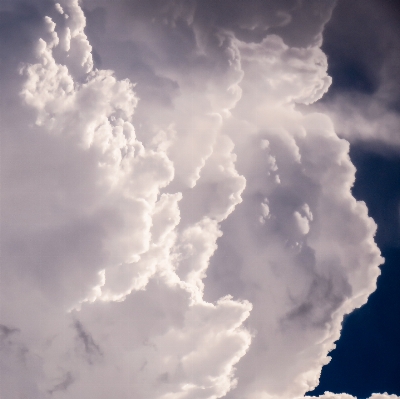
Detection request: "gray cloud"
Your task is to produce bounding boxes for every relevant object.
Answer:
[0,324,20,340]
[48,372,74,395]
[74,320,103,364]
[312,0,400,149]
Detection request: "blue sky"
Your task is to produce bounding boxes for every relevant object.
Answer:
[309,1,400,396]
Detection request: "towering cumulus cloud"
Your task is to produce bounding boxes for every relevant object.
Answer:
[0,1,393,398]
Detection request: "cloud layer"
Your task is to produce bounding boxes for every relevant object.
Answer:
[0,1,392,398]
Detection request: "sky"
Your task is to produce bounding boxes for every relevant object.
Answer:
[0,1,399,399]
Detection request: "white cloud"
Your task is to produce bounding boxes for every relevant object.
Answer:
[308,393,400,399]
[0,0,392,399]
[314,92,400,148]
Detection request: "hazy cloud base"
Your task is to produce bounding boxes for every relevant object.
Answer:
[0,1,394,398]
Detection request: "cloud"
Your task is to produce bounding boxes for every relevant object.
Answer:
[311,0,400,149]
[0,0,391,399]
[308,393,400,399]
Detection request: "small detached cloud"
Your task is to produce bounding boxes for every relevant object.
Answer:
[308,393,400,399]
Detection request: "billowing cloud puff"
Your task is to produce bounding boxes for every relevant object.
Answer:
[0,0,391,399]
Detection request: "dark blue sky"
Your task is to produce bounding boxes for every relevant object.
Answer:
[308,0,400,397]
[309,148,400,398]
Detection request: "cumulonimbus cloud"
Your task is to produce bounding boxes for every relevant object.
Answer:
[0,0,392,398]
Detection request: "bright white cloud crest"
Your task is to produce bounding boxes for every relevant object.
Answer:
[0,0,392,398]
